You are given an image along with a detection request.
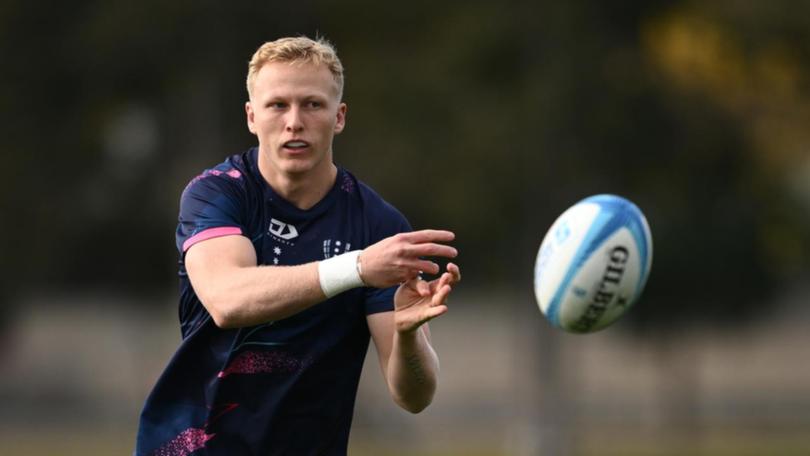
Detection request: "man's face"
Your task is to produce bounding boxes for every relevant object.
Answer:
[246,61,346,179]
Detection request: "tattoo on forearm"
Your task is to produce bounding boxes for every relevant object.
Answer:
[405,353,427,385]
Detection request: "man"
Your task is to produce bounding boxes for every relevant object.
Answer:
[135,36,461,455]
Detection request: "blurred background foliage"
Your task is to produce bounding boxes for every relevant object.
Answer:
[2,1,810,454]
[3,0,807,327]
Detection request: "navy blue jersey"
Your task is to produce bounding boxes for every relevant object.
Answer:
[136,147,410,456]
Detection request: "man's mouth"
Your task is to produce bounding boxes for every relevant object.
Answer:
[283,140,310,150]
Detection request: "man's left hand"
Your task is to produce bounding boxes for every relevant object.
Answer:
[393,262,461,333]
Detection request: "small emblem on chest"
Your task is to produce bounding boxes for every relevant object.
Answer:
[323,239,352,259]
[268,218,298,242]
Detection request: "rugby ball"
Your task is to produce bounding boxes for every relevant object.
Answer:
[533,194,653,333]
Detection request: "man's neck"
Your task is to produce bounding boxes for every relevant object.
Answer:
[259,159,337,211]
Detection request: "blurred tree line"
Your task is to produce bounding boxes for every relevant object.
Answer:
[1,0,808,332]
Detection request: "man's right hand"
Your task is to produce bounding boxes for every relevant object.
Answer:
[357,230,458,288]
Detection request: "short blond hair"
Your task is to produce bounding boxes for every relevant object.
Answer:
[246,36,344,99]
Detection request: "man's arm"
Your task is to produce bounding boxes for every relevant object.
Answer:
[368,263,461,413]
[185,230,458,329]
[185,234,324,328]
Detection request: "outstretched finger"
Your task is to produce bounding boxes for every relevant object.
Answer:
[406,243,458,259]
[431,283,453,307]
[427,271,451,295]
[446,262,461,284]
[438,271,454,289]
[422,304,448,322]
[411,259,440,275]
[401,230,456,244]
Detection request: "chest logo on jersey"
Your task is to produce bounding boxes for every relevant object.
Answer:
[268,218,298,241]
[323,239,352,259]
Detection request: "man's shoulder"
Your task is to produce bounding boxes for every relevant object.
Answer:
[339,168,403,216]
[337,167,410,234]
[181,149,256,197]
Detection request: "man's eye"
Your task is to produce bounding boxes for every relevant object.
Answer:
[268,102,286,109]
[307,101,322,108]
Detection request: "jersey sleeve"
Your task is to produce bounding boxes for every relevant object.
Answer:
[176,169,246,255]
[363,202,413,315]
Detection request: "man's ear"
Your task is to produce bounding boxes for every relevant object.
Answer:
[334,102,347,134]
[245,101,256,134]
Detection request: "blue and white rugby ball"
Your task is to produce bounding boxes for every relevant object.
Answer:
[534,194,653,333]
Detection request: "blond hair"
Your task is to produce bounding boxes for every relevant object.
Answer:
[246,36,344,99]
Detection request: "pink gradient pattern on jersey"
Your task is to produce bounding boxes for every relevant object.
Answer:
[151,427,214,456]
[184,167,243,192]
[340,172,355,194]
[218,349,304,378]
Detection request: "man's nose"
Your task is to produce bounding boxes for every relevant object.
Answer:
[285,106,304,132]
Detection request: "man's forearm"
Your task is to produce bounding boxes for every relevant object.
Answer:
[386,327,439,413]
[195,262,326,328]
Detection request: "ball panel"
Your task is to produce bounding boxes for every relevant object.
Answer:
[545,198,638,328]
[533,203,599,313]
[582,194,653,294]
[557,228,642,332]
[533,194,653,333]
[635,214,653,298]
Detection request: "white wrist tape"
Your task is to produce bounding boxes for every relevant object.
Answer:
[318,250,365,298]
